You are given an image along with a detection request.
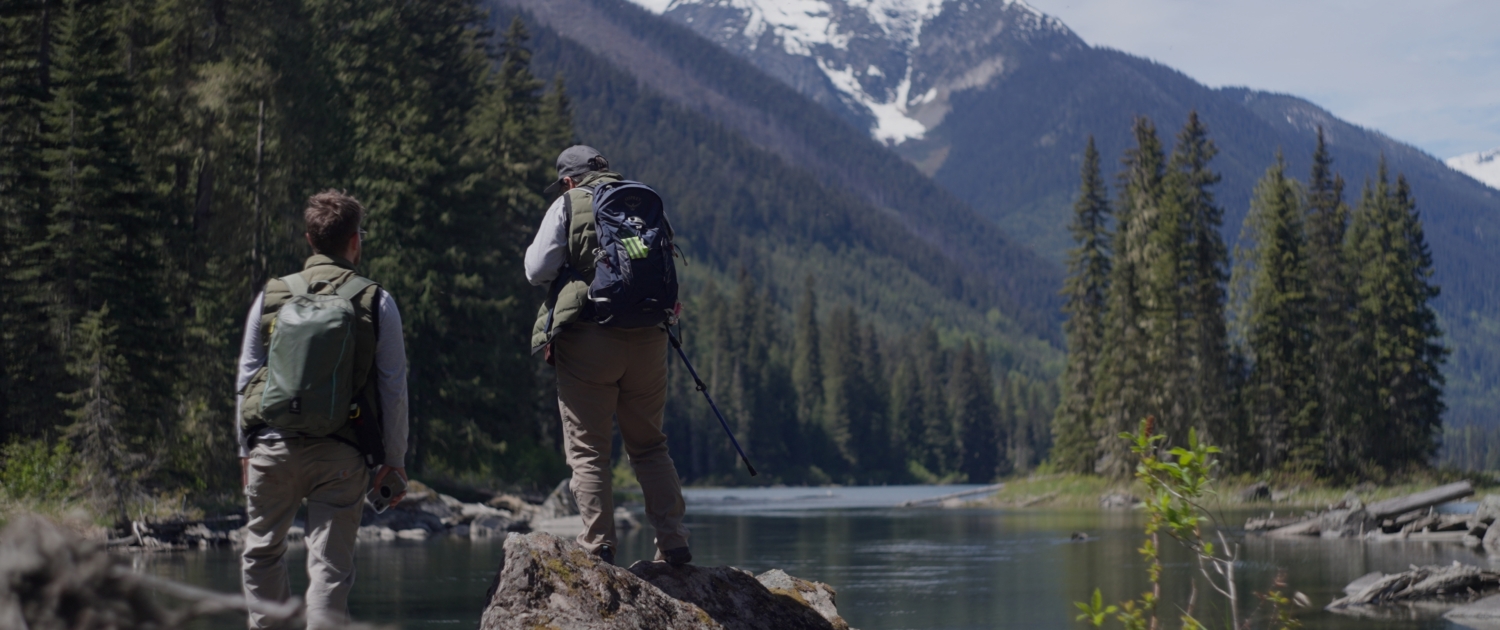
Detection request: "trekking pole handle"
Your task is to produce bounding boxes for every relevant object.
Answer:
[667,329,758,477]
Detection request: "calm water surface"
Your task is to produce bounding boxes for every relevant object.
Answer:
[130,485,1491,629]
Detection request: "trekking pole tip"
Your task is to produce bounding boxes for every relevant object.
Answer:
[743,458,757,477]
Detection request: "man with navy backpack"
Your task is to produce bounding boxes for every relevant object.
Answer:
[526,145,691,567]
[236,190,410,629]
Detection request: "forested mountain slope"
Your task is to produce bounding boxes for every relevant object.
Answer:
[627,0,1500,433]
[483,2,1068,482]
[487,0,1062,347]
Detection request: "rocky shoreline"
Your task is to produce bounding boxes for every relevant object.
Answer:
[479,531,852,630]
[4,514,850,629]
[107,478,635,550]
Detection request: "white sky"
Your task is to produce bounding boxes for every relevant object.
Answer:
[1024,0,1500,159]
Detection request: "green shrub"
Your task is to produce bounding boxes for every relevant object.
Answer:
[0,439,76,501]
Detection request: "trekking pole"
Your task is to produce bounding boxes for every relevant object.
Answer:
[666,328,757,476]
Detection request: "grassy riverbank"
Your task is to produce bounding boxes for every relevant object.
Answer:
[979,470,1497,510]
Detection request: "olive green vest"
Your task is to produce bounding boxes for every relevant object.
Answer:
[240,255,380,441]
[530,170,623,352]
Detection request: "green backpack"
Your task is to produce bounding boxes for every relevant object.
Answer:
[253,273,377,436]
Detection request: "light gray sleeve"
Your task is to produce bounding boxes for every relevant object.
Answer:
[235,292,267,458]
[524,195,570,286]
[375,290,410,467]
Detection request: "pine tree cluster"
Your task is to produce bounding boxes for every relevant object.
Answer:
[665,274,1054,485]
[1054,117,1447,478]
[0,1,573,511]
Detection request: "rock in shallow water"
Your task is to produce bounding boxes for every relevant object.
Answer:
[630,562,844,630]
[479,532,853,630]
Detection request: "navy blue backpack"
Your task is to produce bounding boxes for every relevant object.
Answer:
[555,180,678,330]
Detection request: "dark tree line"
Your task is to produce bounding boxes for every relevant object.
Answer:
[664,274,1055,485]
[1,0,573,512]
[1053,117,1446,478]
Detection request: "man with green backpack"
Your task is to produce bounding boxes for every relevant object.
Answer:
[235,190,409,629]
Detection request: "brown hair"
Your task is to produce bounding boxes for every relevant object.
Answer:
[304,190,364,256]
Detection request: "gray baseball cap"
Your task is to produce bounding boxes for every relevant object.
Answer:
[544,145,609,194]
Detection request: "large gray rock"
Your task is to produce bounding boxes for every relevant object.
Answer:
[1485,521,1500,554]
[1477,495,1500,527]
[537,477,581,520]
[479,532,852,630]
[1098,492,1140,510]
[479,532,721,629]
[630,562,843,630]
[753,569,849,630]
[1448,593,1500,628]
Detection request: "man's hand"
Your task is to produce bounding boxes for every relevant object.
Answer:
[241,457,250,489]
[371,465,408,507]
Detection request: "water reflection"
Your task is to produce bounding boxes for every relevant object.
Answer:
[130,488,1487,629]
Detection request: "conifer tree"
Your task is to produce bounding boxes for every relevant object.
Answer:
[0,0,59,439]
[889,355,920,472]
[1303,128,1358,474]
[821,305,860,475]
[1092,117,1164,477]
[1053,136,1111,473]
[1347,163,1446,469]
[1169,112,1232,452]
[857,321,892,479]
[1241,156,1316,470]
[952,341,999,482]
[41,0,171,450]
[62,305,144,523]
[914,324,955,475]
[792,276,824,463]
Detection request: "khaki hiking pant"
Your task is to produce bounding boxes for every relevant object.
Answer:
[242,438,368,630]
[554,322,689,556]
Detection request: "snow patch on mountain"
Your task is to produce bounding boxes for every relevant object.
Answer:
[820,58,925,142]
[630,0,1064,144]
[1447,149,1500,191]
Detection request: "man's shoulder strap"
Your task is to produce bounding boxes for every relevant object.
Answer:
[336,276,378,301]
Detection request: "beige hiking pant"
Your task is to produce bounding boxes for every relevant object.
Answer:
[554,322,689,556]
[242,438,368,630]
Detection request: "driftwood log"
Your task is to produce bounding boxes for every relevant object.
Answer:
[1253,481,1479,541]
[1366,481,1474,520]
[1328,562,1500,611]
[0,515,328,629]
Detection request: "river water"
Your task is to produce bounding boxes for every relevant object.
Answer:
[130,485,1490,629]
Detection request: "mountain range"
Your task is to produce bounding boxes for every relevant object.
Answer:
[493,0,1500,430]
[1448,149,1500,191]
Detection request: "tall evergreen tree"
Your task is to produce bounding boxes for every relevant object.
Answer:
[914,324,955,476]
[1052,136,1111,473]
[952,341,1000,482]
[1169,112,1232,452]
[0,0,59,440]
[1092,116,1164,477]
[61,305,143,523]
[1240,156,1316,470]
[1303,128,1358,474]
[791,275,823,466]
[856,321,892,480]
[41,0,172,470]
[1347,162,1446,470]
[821,305,859,475]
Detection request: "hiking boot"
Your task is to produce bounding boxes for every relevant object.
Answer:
[594,545,615,566]
[662,546,691,567]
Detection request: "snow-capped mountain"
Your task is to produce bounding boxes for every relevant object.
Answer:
[1448,149,1500,191]
[627,0,1080,144]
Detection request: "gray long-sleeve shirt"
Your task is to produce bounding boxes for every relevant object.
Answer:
[524,194,570,287]
[234,289,410,466]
